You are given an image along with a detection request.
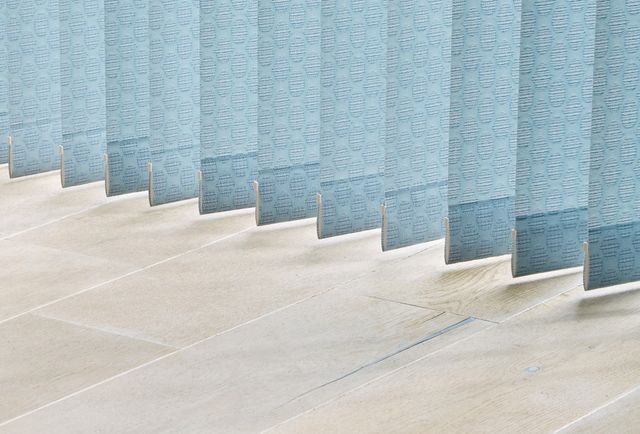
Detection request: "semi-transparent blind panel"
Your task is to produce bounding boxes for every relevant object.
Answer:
[255,0,321,225]
[586,0,640,290]
[317,0,386,239]
[199,0,258,214]
[382,0,451,251]
[0,0,8,165]
[446,0,521,263]
[59,0,106,187]
[104,0,150,196]
[148,0,200,206]
[6,0,62,177]
[512,0,595,276]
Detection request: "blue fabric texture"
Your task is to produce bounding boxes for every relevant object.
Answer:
[382,0,451,251]
[256,0,321,225]
[59,0,106,187]
[0,0,8,165]
[104,0,150,196]
[512,0,596,276]
[586,0,640,290]
[6,0,640,292]
[6,0,62,177]
[199,0,258,214]
[148,0,200,205]
[446,0,521,263]
[317,0,386,239]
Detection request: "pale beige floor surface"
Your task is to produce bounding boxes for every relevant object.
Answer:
[0,164,637,433]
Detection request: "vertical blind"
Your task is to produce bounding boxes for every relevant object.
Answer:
[199,0,257,214]
[317,0,386,239]
[382,0,451,251]
[445,0,521,264]
[512,0,595,276]
[585,0,640,290]
[7,0,62,177]
[148,0,199,206]
[0,0,8,165]
[3,0,640,291]
[59,0,106,188]
[104,0,149,196]
[255,0,321,226]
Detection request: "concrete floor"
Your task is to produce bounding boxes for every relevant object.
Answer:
[1,164,638,433]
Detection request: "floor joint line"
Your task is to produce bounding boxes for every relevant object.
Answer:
[0,243,402,427]
[2,201,112,241]
[261,282,583,432]
[278,316,476,408]
[32,312,179,350]
[0,226,255,326]
[364,294,443,312]
[552,383,640,433]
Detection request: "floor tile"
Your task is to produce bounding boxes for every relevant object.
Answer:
[562,387,640,433]
[0,293,488,433]
[0,314,172,424]
[35,222,428,347]
[272,284,640,433]
[350,240,583,322]
[0,240,133,322]
[11,197,255,267]
[0,166,112,239]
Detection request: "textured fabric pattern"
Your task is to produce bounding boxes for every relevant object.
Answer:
[104,0,150,196]
[148,0,200,205]
[6,0,62,177]
[587,0,640,289]
[446,0,521,263]
[513,0,596,276]
[0,0,8,164]
[256,0,321,225]
[317,0,386,239]
[59,0,106,187]
[199,0,257,214]
[382,0,451,251]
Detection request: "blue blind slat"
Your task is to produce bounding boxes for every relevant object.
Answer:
[59,0,106,187]
[199,0,258,214]
[6,0,62,177]
[0,0,8,165]
[148,0,200,205]
[104,0,150,196]
[255,0,321,225]
[382,0,451,251]
[586,0,640,290]
[317,0,387,239]
[512,0,596,276]
[446,0,521,263]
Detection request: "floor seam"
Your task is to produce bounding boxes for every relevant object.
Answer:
[1,199,119,241]
[0,286,348,427]
[363,294,444,312]
[498,283,581,323]
[0,250,393,427]
[1,222,439,328]
[551,383,640,433]
[362,294,500,323]
[0,225,255,326]
[31,312,179,350]
[261,282,583,432]
[276,316,476,408]
[0,223,581,430]
[261,319,492,433]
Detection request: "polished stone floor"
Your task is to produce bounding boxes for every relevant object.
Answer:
[0,164,637,433]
